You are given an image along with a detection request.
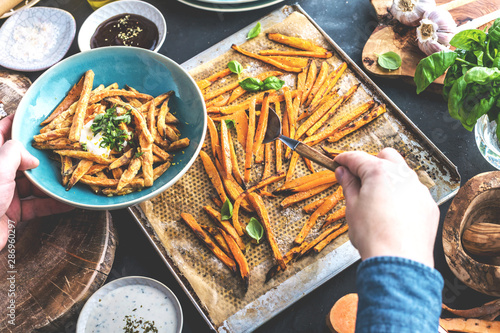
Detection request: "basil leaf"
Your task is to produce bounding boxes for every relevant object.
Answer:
[377,51,401,71]
[221,198,233,220]
[228,60,243,76]
[262,76,285,91]
[224,119,235,129]
[450,29,487,51]
[246,217,264,243]
[493,55,500,69]
[415,51,457,94]
[247,22,261,40]
[239,77,263,91]
[487,18,500,44]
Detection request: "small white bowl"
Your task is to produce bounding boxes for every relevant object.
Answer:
[0,7,75,72]
[78,0,166,53]
[77,276,183,333]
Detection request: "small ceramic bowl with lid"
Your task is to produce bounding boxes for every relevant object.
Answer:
[77,276,183,333]
[78,0,166,52]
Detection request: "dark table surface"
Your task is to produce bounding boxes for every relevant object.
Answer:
[2,0,498,332]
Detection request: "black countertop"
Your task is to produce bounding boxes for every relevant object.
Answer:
[3,0,497,331]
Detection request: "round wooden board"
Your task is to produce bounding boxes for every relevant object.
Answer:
[443,171,500,297]
[0,210,116,332]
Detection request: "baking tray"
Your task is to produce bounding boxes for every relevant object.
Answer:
[129,4,461,332]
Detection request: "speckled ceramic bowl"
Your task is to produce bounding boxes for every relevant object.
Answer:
[78,0,166,52]
[0,7,75,72]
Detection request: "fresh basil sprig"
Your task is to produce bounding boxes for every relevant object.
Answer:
[239,76,285,92]
[91,105,132,152]
[247,22,261,40]
[221,198,233,220]
[414,18,500,138]
[246,217,264,243]
[377,51,402,71]
[228,60,243,78]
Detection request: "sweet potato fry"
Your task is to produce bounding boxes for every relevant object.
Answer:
[33,128,70,142]
[280,183,334,209]
[295,94,342,140]
[291,175,337,192]
[301,61,317,106]
[283,86,295,159]
[41,76,85,125]
[222,177,253,213]
[302,197,327,214]
[200,225,232,257]
[111,167,123,180]
[274,170,335,194]
[206,95,229,108]
[231,44,304,73]
[322,206,347,229]
[266,33,328,52]
[314,223,349,253]
[54,150,114,165]
[439,318,500,332]
[139,134,153,187]
[228,132,245,188]
[244,98,256,183]
[213,90,297,115]
[80,175,144,188]
[220,120,232,179]
[40,103,77,133]
[180,213,237,273]
[69,70,95,142]
[321,147,377,158]
[197,68,233,90]
[130,107,154,144]
[211,196,223,208]
[61,155,73,176]
[253,92,271,155]
[89,89,152,105]
[219,227,250,289]
[265,56,309,68]
[207,116,221,160]
[153,161,171,181]
[285,151,299,183]
[203,79,240,102]
[261,143,273,191]
[227,71,282,105]
[265,242,308,282]
[101,186,139,196]
[274,101,283,173]
[152,144,171,161]
[327,104,387,143]
[303,157,315,173]
[117,156,142,191]
[86,164,108,176]
[305,61,329,107]
[258,50,333,58]
[294,187,343,244]
[247,192,286,270]
[299,223,343,257]
[137,91,171,114]
[66,159,94,190]
[157,96,172,139]
[203,205,246,252]
[166,138,190,151]
[200,150,227,203]
[308,62,347,112]
[109,148,135,170]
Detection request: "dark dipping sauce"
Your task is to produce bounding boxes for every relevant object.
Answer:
[90,13,159,50]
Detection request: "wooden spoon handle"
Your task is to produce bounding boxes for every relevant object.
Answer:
[294,142,340,171]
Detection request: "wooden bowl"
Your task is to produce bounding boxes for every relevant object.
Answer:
[443,171,500,296]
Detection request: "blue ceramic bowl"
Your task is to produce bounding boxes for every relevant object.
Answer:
[12,47,206,210]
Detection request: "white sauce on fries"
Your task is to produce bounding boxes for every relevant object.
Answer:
[80,120,110,158]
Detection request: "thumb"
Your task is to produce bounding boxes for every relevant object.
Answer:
[0,141,39,182]
[336,166,360,202]
[15,140,39,171]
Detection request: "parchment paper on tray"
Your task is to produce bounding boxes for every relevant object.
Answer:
[136,6,460,332]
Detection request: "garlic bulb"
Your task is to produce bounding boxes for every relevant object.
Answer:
[390,0,436,27]
[416,9,457,55]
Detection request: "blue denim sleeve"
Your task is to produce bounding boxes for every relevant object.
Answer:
[355,256,444,333]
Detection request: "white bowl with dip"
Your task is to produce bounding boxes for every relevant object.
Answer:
[77,276,183,333]
[78,0,166,52]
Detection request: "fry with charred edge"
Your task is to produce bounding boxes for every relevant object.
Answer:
[231,44,304,73]
[253,92,270,155]
[211,196,223,208]
[139,134,154,187]
[200,225,232,257]
[220,120,232,179]
[306,86,362,137]
[86,164,108,176]
[244,98,256,183]
[308,62,347,112]
[207,116,221,160]
[227,71,282,105]
[327,104,387,143]
[266,33,328,52]
[305,61,329,107]
[203,80,240,102]
[232,194,246,237]
[111,167,123,179]
[265,242,308,282]
[294,187,343,244]
[66,159,94,191]
[167,138,190,151]
[213,90,297,115]
[69,70,94,142]
[321,147,378,158]
[303,196,327,214]
[109,148,135,170]
[61,155,73,186]
[440,318,500,332]
[262,143,272,191]
[291,174,337,192]
[222,177,253,213]
[180,213,237,273]
[247,192,286,270]
[33,127,70,142]
[137,91,172,114]
[79,175,144,188]
[203,206,246,252]
[152,144,170,161]
[211,109,248,150]
[265,56,308,68]
[249,172,286,194]
[303,157,315,173]
[295,62,307,108]
[153,161,171,181]
[274,101,283,173]
[299,223,343,257]
[295,93,342,140]
[206,95,229,108]
[275,170,335,194]
[314,223,349,253]
[228,132,245,188]
[54,150,114,165]
[102,186,138,196]
[301,61,317,106]
[199,150,227,204]
[41,103,76,133]
[259,50,333,58]
[130,107,154,144]
[285,152,299,183]
[219,228,250,290]
[322,206,347,229]
[41,76,84,125]
[157,97,171,139]
[303,88,339,121]
[283,87,295,159]
[197,68,233,90]
[89,89,152,105]
[117,156,142,191]
[281,183,335,209]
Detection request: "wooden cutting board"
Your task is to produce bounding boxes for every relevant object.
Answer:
[362,0,500,91]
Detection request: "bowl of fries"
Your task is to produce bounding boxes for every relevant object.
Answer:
[12,47,206,210]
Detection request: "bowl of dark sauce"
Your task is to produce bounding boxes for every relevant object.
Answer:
[78,0,166,52]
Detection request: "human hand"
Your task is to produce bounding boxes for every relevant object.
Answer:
[334,148,439,267]
[0,115,74,251]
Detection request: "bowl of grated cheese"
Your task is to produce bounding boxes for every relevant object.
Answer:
[0,7,76,72]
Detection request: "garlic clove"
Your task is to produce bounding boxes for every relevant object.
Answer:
[416,8,457,55]
[423,8,457,33]
[390,0,436,27]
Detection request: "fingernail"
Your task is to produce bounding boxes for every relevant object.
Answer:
[335,167,344,182]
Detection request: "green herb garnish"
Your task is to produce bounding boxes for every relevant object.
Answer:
[246,217,264,243]
[221,198,233,220]
[81,142,88,151]
[228,60,243,79]
[377,51,402,71]
[91,105,131,152]
[247,22,261,40]
[135,151,144,158]
[239,76,285,92]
